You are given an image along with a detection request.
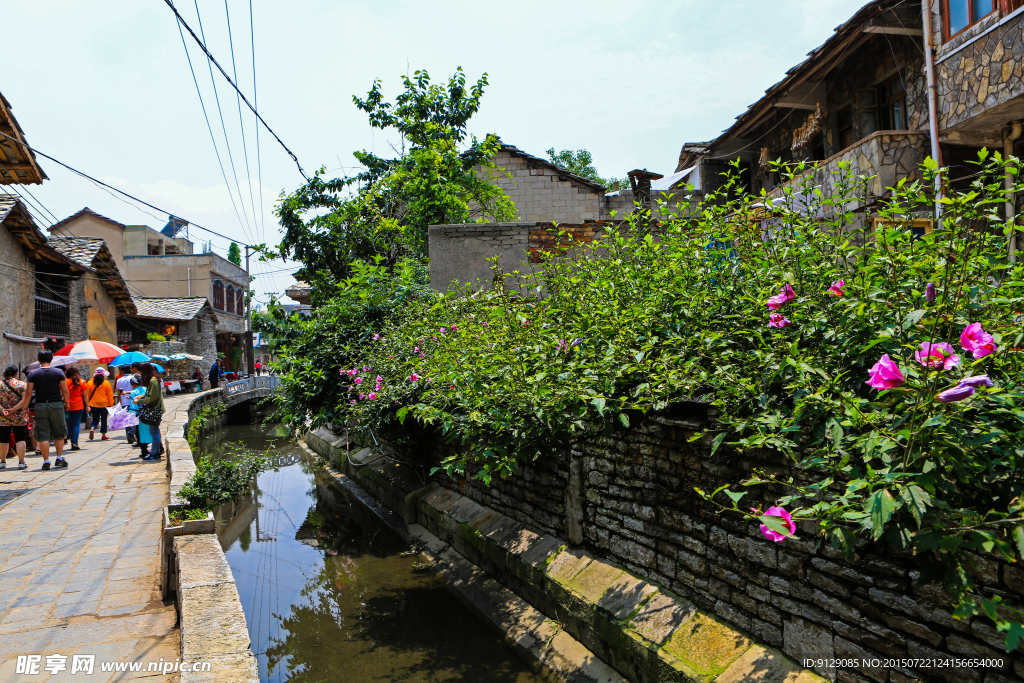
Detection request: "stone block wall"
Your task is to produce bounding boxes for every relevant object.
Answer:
[438,413,1024,682]
[935,8,1024,133]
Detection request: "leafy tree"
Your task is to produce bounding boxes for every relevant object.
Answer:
[274,68,514,297]
[545,147,630,191]
[227,242,242,266]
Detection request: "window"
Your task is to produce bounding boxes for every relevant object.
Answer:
[226,285,235,315]
[837,106,856,150]
[880,79,908,131]
[236,290,245,315]
[945,0,996,38]
[212,280,224,310]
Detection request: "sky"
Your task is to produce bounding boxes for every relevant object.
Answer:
[1,0,870,305]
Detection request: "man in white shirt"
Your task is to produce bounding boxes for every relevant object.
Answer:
[116,364,140,446]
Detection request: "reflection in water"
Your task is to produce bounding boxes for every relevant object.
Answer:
[204,424,545,683]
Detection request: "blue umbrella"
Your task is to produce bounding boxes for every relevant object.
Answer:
[152,363,166,373]
[151,355,170,361]
[109,351,151,367]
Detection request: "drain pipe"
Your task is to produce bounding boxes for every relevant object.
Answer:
[922,0,943,224]
[1005,122,1022,262]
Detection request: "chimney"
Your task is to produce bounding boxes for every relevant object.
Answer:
[627,169,664,232]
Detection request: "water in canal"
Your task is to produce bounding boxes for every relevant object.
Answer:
[202,423,546,683]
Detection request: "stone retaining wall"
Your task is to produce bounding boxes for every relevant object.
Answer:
[431,413,1024,683]
[307,427,827,683]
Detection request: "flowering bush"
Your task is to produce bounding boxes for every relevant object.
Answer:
[270,153,1024,647]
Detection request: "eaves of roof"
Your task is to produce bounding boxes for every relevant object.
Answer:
[48,207,128,235]
[707,0,916,151]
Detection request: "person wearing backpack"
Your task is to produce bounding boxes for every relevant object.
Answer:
[87,368,115,441]
[7,350,70,470]
[0,365,29,470]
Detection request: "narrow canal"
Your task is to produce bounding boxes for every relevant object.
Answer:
[202,423,546,683]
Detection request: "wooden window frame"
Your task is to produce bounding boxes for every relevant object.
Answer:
[212,280,225,310]
[943,0,1000,41]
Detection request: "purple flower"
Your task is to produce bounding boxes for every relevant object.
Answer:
[414,346,420,353]
[368,392,377,400]
[354,377,363,385]
[926,282,936,305]
[768,313,791,328]
[914,342,960,370]
[409,373,420,382]
[373,333,380,341]
[960,323,997,359]
[866,354,905,390]
[960,374,993,388]
[936,384,975,403]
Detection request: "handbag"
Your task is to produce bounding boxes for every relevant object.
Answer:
[138,404,163,426]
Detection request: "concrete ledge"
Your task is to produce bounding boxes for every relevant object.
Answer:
[163,391,260,683]
[174,535,258,681]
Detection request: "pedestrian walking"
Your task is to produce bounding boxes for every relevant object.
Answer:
[64,366,87,451]
[116,365,139,445]
[254,360,262,376]
[0,365,28,470]
[5,350,69,470]
[133,363,165,460]
[87,368,115,440]
[209,359,221,389]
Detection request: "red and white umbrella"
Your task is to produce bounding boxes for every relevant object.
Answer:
[55,340,124,364]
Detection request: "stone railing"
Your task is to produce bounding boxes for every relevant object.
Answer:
[771,130,930,208]
[223,375,279,398]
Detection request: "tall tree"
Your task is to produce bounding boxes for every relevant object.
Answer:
[227,242,242,266]
[274,68,514,294]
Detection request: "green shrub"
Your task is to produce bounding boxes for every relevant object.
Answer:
[178,444,271,510]
[147,332,166,342]
[272,153,1024,647]
[186,400,226,450]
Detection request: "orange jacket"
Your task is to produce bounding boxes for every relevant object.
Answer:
[87,380,115,408]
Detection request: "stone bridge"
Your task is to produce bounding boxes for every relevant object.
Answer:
[222,375,279,408]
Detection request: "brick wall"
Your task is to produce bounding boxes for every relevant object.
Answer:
[437,411,1024,682]
[480,149,604,223]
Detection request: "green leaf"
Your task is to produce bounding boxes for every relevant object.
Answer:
[1002,621,1024,652]
[864,489,897,540]
[619,412,630,428]
[901,485,932,527]
[710,432,727,456]
[1013,527,1024,559]
[758,514,792,537]
[591,397,606,416]
[724,489,747,506]
[902,309,927,331]
[396,407,409,425]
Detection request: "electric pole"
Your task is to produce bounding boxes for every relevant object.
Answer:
[245,245,255,376]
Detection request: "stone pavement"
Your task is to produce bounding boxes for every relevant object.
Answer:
[0,429,178,682]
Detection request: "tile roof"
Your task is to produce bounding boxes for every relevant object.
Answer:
[499,143,606,192]
[132,297,217,322]
[46,236,105,269]
[0,93,48,184]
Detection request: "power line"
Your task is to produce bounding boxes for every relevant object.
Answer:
[160,0,310,182]
[173,5,251,246]
[250,0,266,243]
[192,0,256,246]
[224,0,260,245]
[0,128,252,247]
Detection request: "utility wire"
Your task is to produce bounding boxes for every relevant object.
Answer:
[160,0,310,182]
[173,4,251,246]
[224,0,260,245]
[250,0,266,242]
[0,128,252,247]
[191,0,256,246]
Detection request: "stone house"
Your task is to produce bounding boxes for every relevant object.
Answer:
[676,0,1024,257]
[0,196,88,367]
[47,237,136,346]
[124,297,219,376]
[476,143,692,224]
[48,208,250,370]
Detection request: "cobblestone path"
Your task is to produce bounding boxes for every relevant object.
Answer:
[0,429,178,682]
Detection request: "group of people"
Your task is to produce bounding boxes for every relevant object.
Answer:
[0,350,167,470]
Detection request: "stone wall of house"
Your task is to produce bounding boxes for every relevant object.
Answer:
[67,275,88,343]
[478,150,604,223]
[935,9,1024,133]
[772,130,930,207]
[0,224,40,369]
[181,313,218,379]
[437,412,1023,683]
